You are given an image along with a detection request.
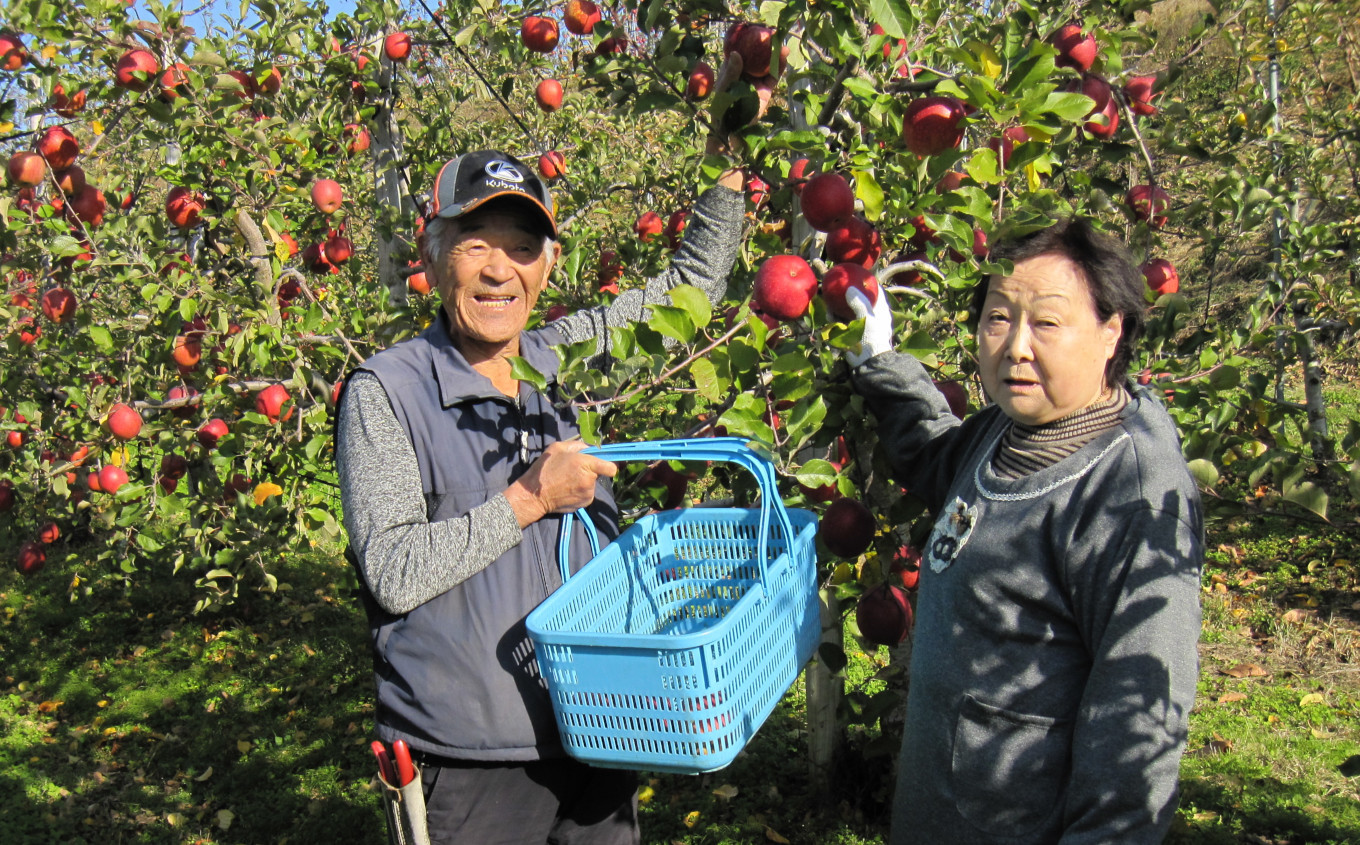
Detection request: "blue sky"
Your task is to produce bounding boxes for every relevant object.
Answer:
[127,0,361,36]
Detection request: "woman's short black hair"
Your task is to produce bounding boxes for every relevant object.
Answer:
[968,217,1146,388]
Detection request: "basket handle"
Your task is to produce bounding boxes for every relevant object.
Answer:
[556,437,794,586]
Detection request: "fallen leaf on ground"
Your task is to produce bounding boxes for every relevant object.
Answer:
[712,784,739,801]
[1218,692,1247,704]
[216,809,234,830]
[1299,692,1326,707]
[765,827,791,844]
[1223,662,1267,678]
[684,810,700,828]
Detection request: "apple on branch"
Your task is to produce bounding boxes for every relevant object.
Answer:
[821,263,881,321]
[800,172,855,232]
[753,254,817,321]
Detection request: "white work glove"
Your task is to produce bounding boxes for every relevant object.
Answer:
[845,286,894,367]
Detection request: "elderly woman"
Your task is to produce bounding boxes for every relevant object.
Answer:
[337,149,745,844]
[846,217,1203,844]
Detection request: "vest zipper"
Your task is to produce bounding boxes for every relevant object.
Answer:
[515,392,554,598]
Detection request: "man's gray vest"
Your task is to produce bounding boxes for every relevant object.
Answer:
[354,313,618,761]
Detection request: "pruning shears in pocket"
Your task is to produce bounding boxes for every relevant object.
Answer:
[370,739,430,845]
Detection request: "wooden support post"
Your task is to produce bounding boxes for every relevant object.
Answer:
[373,54,411,308]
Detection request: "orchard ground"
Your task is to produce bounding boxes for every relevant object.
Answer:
[4,509,1360,845]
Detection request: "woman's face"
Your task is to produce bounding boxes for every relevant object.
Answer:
[977,252,1123,426]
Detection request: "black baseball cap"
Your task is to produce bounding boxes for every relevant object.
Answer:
[425,150,557,238]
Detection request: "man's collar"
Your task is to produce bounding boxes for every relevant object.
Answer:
[426,309,561,406]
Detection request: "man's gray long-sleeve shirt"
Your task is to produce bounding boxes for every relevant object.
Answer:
[336,185,744,616]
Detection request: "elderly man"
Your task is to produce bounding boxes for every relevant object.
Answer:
[336,149,745,844]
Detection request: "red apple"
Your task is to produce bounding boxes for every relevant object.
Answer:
[384,31,411,62]
[819,497,875,558]
[753,254,818,321]
[17,540,45,574]
[408,265,430,295]
[685,61,714,99]
[545,304,569,322]
[891,544,922,590]
[99,464,128,494]
[633,211,664,242]
[49,84,87,117]
[825,217,882,269]
[37,126,79,171]
[41,287,77,323]
[746,174,769,207]
[115,49,160,92]
[53,164,85,194]
[224,69,258,98]
[724,22,781,79]
[638,462,687,510]
[870,23,908,61]
[934,380,968,418]
[856,583,913,646]
[535,78,563,112]
[171,334,202,368]
[7,430,24,449]
[1052,24,1097,72]
[331,379,345,406]
[598,250,623,287]
[788,157,813,193]
[538,150,566,180]
[564,0,601,36]
[7,152,46,187]
[520,16,559,52]
[987,126,1031,169]
[821,263,881,321]
[595,36,628,56]
[323,234,353,265]
[167,384,201,418]
[1141,258,1179,295]
[311,179,343,214]
[344,123,370,153]
[800,172,855,232]
[937,170,967,192]
[0,33,26,71]
[901,96,967,157]
[909,215,940,249]
[166,186,205,228]
[1126,184,1170,227]
[159,62,192,99]
[106,403,143,440]
[160,453,188,482]
[255,383,292,423]
[258,66,282,95]
[198,418,229,449]
[664,209,688,251]
[68,184,106,225]
[1125,75,1159,116]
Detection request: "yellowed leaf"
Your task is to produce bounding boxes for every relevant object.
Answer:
[1218,692,1247,704]
[41,45,57,61]
[216,808,235,830]
[1311,728,1333,739]
[1192,811,1219,822]
[166,812,186,827]
[91,119,104,135]
[194,766,214,781]
[1300,692,1326,707]
[237,739,252,753]
[765,827,791,844]
[253,481,283,506]
[637,785,654,805]
[107,447,128,468]
[683,810,700,828]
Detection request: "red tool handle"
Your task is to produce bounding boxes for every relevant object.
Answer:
[370,740,396,784]
[393,739,415,787]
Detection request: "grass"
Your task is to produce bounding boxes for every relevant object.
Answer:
[4,514,1360,844]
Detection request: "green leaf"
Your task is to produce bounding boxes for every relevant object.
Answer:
[1186,459,1220,488]
[1040,91,1097,122]
[1003,50,1056,96]
[668,284,712,330]
[646,305,697,344]
[1283,481,1328,520]
[852,169,884,220]
[691,357,726,402]
[88,326,113,353]
[507,357,548,393]
[796,458,839,489]
[965,149,1002,185]
[866,0,912,39]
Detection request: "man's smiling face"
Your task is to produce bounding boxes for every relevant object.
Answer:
[431,199,559,360]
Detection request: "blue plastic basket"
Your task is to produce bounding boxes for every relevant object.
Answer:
[525,438,819,774]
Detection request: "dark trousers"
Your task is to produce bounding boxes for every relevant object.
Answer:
[417,755,639,845]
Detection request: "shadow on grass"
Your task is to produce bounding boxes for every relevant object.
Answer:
[1172,765,1360,845]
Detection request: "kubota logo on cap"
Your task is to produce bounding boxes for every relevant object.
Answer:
[485,161,525,182]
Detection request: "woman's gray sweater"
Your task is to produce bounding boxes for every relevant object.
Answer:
[852,350,1204,845]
